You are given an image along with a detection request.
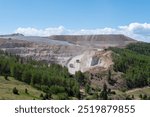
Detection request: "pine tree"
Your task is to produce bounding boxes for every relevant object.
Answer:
[100,83,108,100]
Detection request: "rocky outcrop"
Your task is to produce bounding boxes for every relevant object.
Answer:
[67,50,113,74]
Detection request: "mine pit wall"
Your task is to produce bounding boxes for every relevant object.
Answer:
[66,50,113,75]
[90,56,100,66]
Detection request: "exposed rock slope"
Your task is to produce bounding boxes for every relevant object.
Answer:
[50,34,137,48]
[67,50,113,74]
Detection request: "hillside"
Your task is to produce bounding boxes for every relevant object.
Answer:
[126,87,150,100]
[110,42,150,89]
[0,76,44,100]
[0,35,149,100]
[50,34,137,48]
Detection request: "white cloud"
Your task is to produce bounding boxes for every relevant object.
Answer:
[119,23,150,42]
[119,23,150,36]
[15,26,71,36]
[15,23,150,42]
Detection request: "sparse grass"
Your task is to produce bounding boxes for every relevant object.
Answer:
[0,76,44,100]
[106,88,150,100]
[126,87,150,99]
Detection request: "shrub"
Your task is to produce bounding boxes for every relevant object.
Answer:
[12,87,19,95]
[4,75,9,80]
[40,93,44,98]
[25,88,28,94]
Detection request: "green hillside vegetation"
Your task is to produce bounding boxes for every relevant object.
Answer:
[127,42,150,56]
[110,42,150,89]
[0,50,81,99]
[0,76,44,100]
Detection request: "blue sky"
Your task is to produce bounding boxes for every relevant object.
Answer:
[0,0,150,42]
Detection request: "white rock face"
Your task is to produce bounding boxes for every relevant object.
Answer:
[67,54,84,74]
[67,50,104,74]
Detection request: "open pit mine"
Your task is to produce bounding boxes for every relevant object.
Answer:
[0,34,136,74]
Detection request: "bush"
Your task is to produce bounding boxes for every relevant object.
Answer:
[42,93,51,100]
[25,88,28,94]
[40,93,44,98]
[110,91,116,95]
[139,94,143,99]
[131,95,134,99]
[4,75,9,80]
[12,87,19,95]
[143,94,148,100]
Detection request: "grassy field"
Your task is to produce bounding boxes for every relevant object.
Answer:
[0,76,44,100]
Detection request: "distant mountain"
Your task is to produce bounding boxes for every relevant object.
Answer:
[49,34,137,48]
[0,34,71,45]
[0,34,137,48]
[0,33,24,37]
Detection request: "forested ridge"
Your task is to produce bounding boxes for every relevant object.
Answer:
[127,42,150,56]
[110,42,150,89]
